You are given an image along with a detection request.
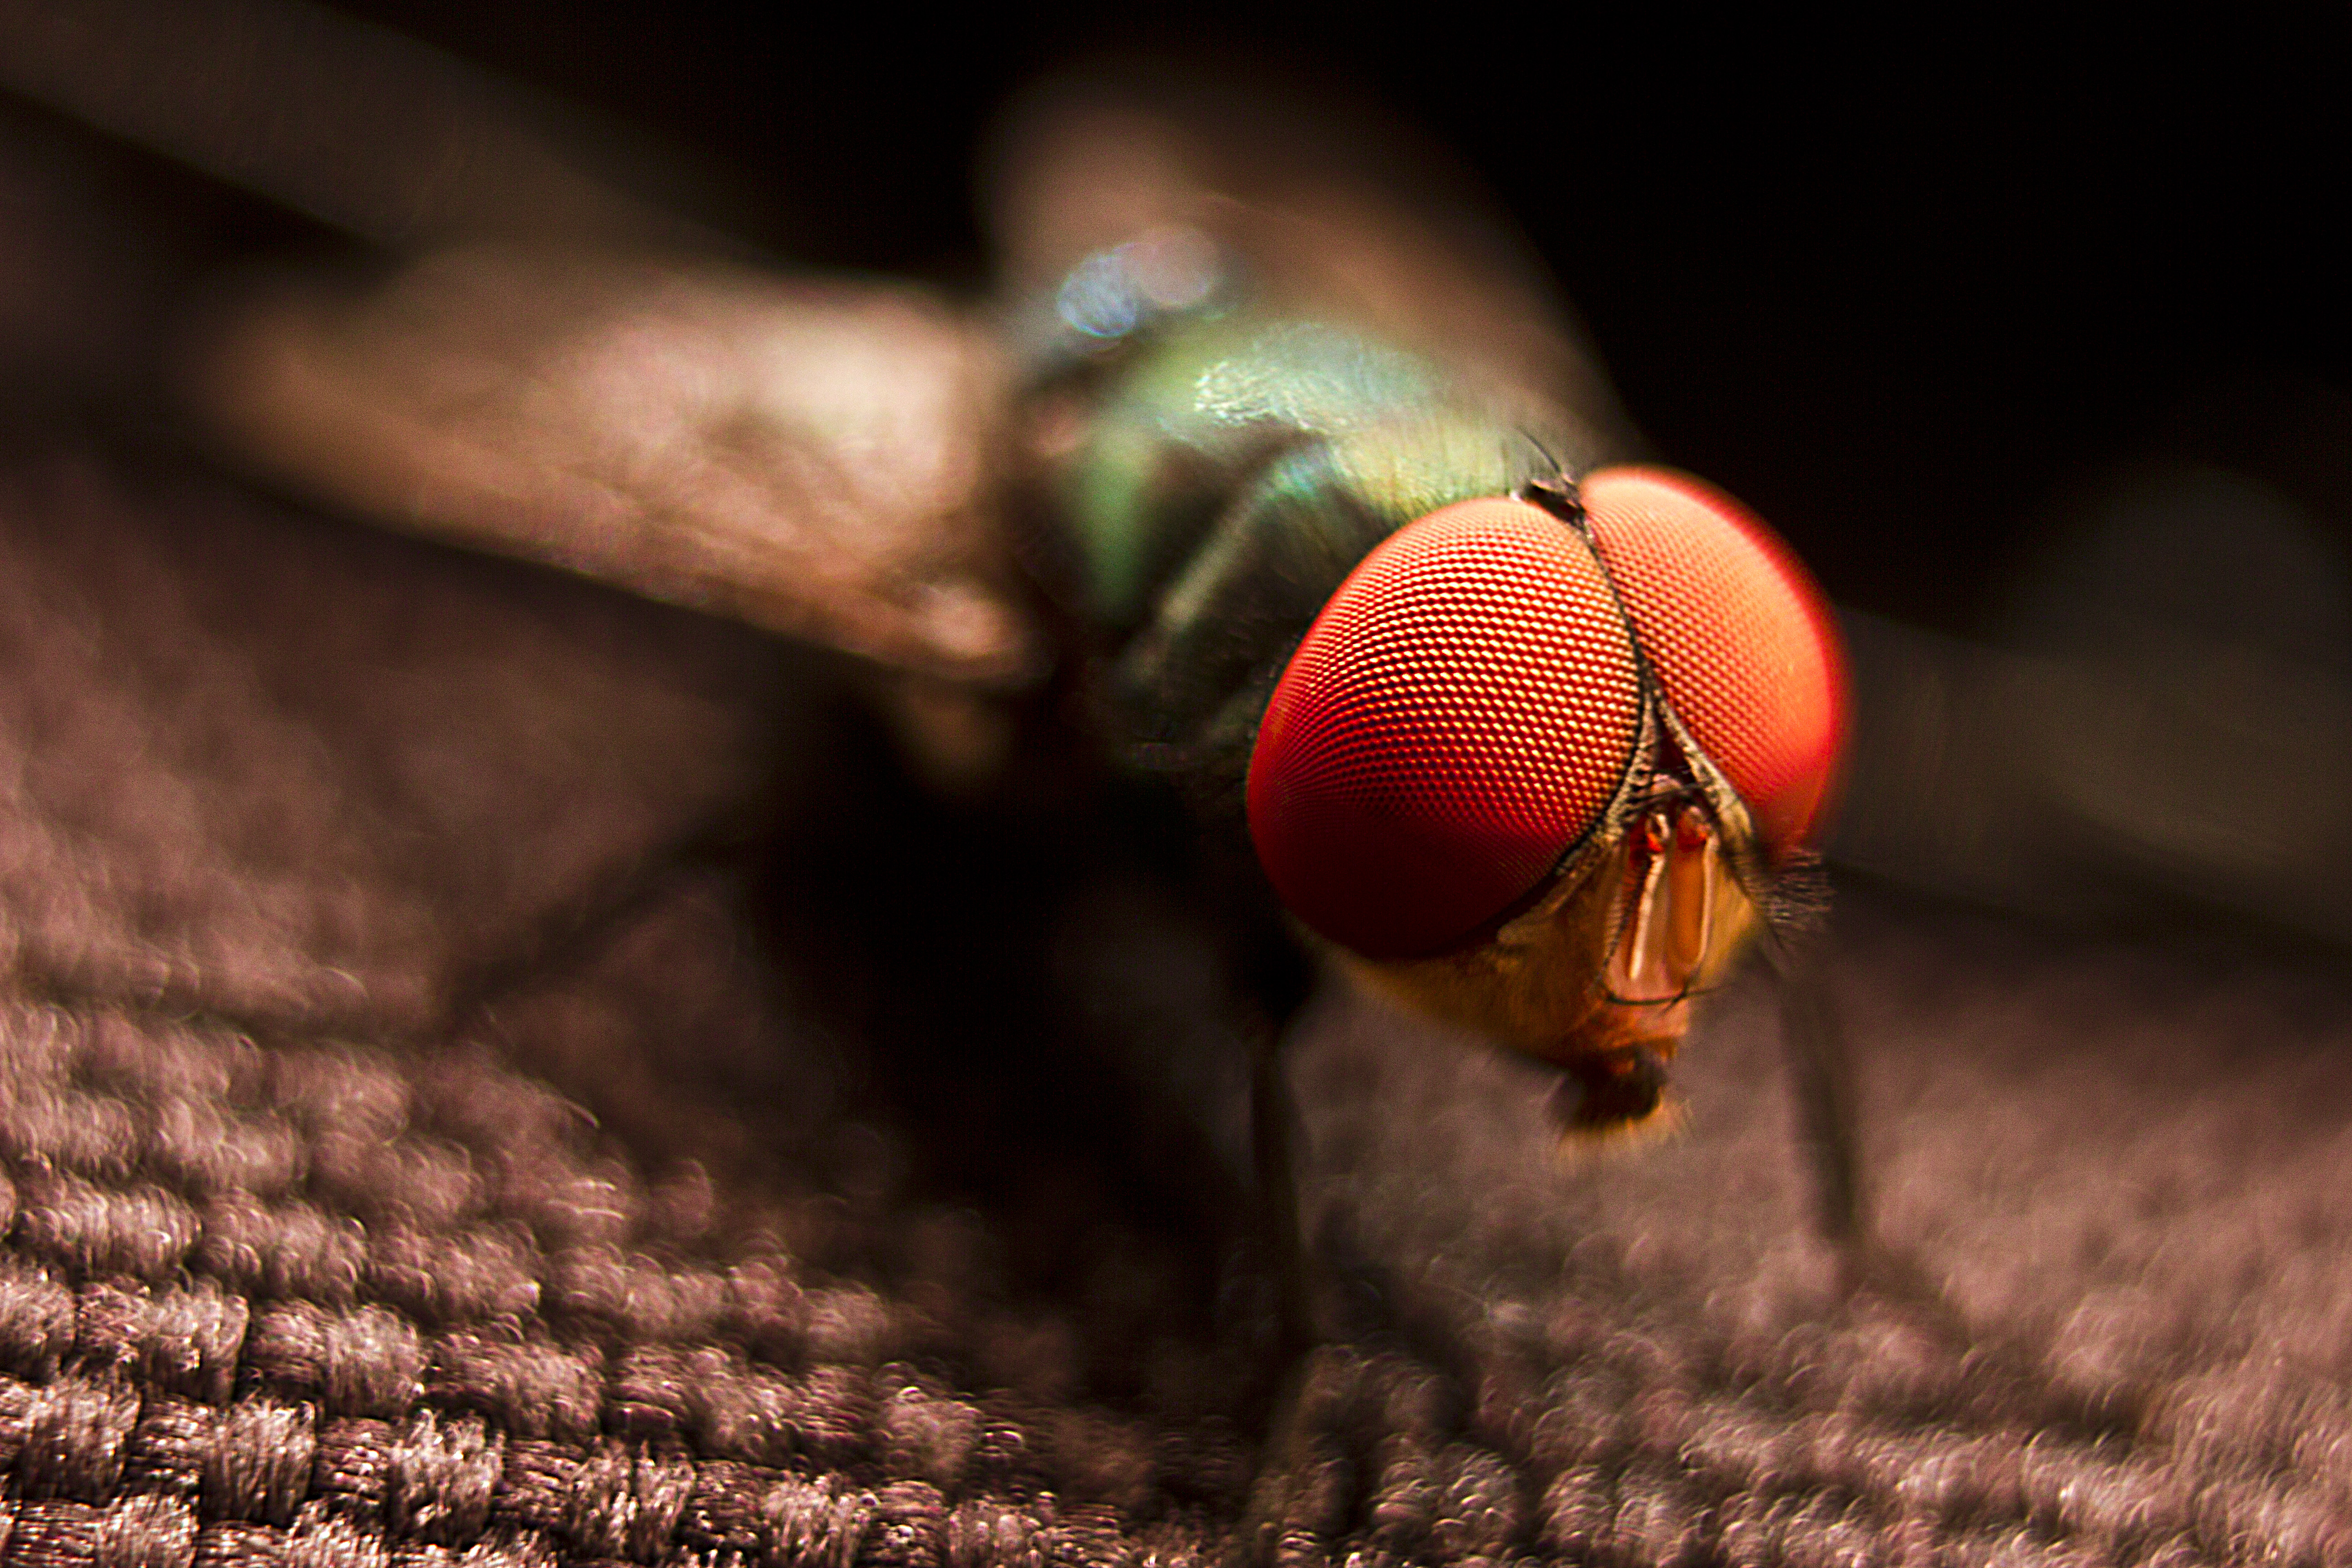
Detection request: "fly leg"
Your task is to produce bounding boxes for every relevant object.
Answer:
[1235,1029,1357,1568]
[1235,919,1320,1361]
[1249,1024,1314,1357]
[1223,910,1340,1566]
[1771,936,1872,1258]
[1770,928,1955,1313]
[1775,930,1982,1331]
[1769,927,2133,1438]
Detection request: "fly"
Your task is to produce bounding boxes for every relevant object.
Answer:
[6,10,1869,1341]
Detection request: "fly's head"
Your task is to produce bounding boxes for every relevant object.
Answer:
[1245,469,1845,1141]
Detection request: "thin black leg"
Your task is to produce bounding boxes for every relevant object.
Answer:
[1249,1018,1314,1357]
[1769,931,1872,1254]
[1228,887,1320,1353]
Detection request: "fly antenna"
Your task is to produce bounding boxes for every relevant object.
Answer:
[1515,470,1588,529]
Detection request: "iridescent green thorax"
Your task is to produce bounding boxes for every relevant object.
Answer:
[1057,315,1546,626]
[1018,233,1607,809]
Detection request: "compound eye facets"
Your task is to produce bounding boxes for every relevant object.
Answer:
[1248,498,1645,960]
[1580,466,1847,858]
[1248,475,1847,962]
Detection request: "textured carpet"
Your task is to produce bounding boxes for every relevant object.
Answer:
[7,426,2352,1568]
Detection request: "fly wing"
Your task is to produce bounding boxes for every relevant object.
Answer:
[7,0,1037,686]
[186,245,1037,684]
[986,65,1643,456]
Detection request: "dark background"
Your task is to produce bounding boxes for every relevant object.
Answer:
[316,5,2352,638]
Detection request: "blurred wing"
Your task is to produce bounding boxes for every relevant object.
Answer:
[986,64,1644,454]
[7,0,1036,685]
[187,245,1037,683]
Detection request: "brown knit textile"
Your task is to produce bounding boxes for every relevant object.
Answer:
[11,442,2352,1568]
[10,139,2352,1568]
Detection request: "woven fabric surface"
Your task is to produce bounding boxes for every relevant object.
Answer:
[9,440,2352,1568]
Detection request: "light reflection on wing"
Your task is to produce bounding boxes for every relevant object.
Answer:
[186,245,1038,683]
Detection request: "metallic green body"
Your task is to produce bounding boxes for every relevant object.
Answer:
[1034,295,1595,805]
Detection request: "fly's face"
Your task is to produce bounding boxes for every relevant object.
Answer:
[1246,467,1845,1136]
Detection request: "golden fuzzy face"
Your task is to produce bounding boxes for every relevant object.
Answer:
[1339,792,1763,1132]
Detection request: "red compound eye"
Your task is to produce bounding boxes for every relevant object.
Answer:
[1582,467,1847,855]
[1248,498,1644,960]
